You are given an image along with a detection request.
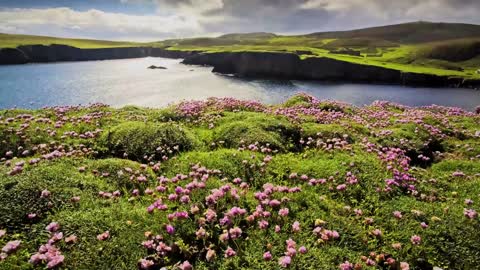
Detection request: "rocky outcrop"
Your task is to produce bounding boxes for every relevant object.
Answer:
[0,44,197,64]
[183,51,480,88]
[0,48,29,64]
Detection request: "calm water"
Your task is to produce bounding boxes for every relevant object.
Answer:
[1,57,479,110]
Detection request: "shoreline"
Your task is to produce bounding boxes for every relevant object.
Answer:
[1,44,480,89]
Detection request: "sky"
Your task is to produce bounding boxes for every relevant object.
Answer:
[0,0,480,41]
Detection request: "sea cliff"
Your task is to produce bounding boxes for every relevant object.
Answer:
[1,44,479,88]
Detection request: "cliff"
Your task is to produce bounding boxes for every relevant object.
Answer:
[0,44,195,65]
[1,44,479,88]
[182,51,480,88]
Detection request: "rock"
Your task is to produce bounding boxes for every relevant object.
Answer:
[182,51,480,88]
[0,48,29,64]
[148,65,167,70]
[0,45,198,65]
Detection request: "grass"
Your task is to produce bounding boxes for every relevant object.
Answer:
[0,33,141,49]
[0,94,479,269]
[2,21,480,79]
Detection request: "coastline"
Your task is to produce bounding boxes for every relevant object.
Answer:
[1,44,480,89]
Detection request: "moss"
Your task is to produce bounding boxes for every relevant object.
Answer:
[212,112,301,151]
[0,159,109,230]
[98,122,201,161]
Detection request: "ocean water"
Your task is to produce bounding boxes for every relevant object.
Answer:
[1,57,479,110]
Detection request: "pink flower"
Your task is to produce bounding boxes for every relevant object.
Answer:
[179,260,192,270]
[65,235,77,244]
[139,259,154,269]
[393,211,402,219]
[224,246,236,258]
[229,227,242,239]
[0,230,5,238]
[392,243,402,249]
[263,251,272,261]
[278,256,291,268]
[46,222,60,232]
[47,255,65,268]
[2,240,21,254]
[166,225,175,235]
[41,189,51,198]
[27,213,37,219]
[464,209,478,219]
[400,262,410,270]
[339,261,353,270]
[278,208,289,217]
[292,221,301,233]
[336,184,346,191]
[372,229,382,237]
[298,246,307,254]
[258,220,269,229]
[206,249,216,261]
[420,222,429,229]
[410,235,421,245]
[97,231,110,241]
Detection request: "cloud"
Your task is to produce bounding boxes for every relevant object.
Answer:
[0,1,479,41]
[0,7,206,41]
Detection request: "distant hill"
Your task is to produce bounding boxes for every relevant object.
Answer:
[305,21,480,44]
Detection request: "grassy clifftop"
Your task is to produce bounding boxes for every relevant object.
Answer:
[0,33,141,49]
[0,94,479,269]
[1,21,480,78]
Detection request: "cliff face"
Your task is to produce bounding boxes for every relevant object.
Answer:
[183,51,480,88]
[0,44,195,65]
[1,44,478,88]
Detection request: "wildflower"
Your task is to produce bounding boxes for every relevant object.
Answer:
[27,213,37,219]
[393,211,402,219]
[139,259,154,269]
[464,209,478,219]
[46,222,60,232]
[258,220,269,229]
[400,262,410,270]
[224,246,236,258]
[166,225,175,235]
[41,189,51,198]
[292,221,301,233]
[278,256,291,268]
[263,251,272,261]
[336,184,347,191]
[275,225,281,233]
[2,240,21,254]
[392,243,402,249]
[279,208,289,217]
[229,227,242,239]
[0,230,5,238]
[179,260,192,270]
[465,199,474,205]
[420,222,429,229]
[47,255,65,269]
[372,229,382,237]
[298,246,307,254]
[65,235,77,244]
[410,235,421,245]
[339,261,353,270]
[97,231,110,241]
[206,249,216,261]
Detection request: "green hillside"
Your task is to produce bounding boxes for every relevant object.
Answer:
[2,21,480,78]
[0,33,140,49]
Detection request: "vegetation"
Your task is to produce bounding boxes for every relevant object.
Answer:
[0,94,479,269]
[0,33,140,49]
[2,21,480,78]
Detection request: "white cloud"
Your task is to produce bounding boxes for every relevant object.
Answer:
[0,7,207,41]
